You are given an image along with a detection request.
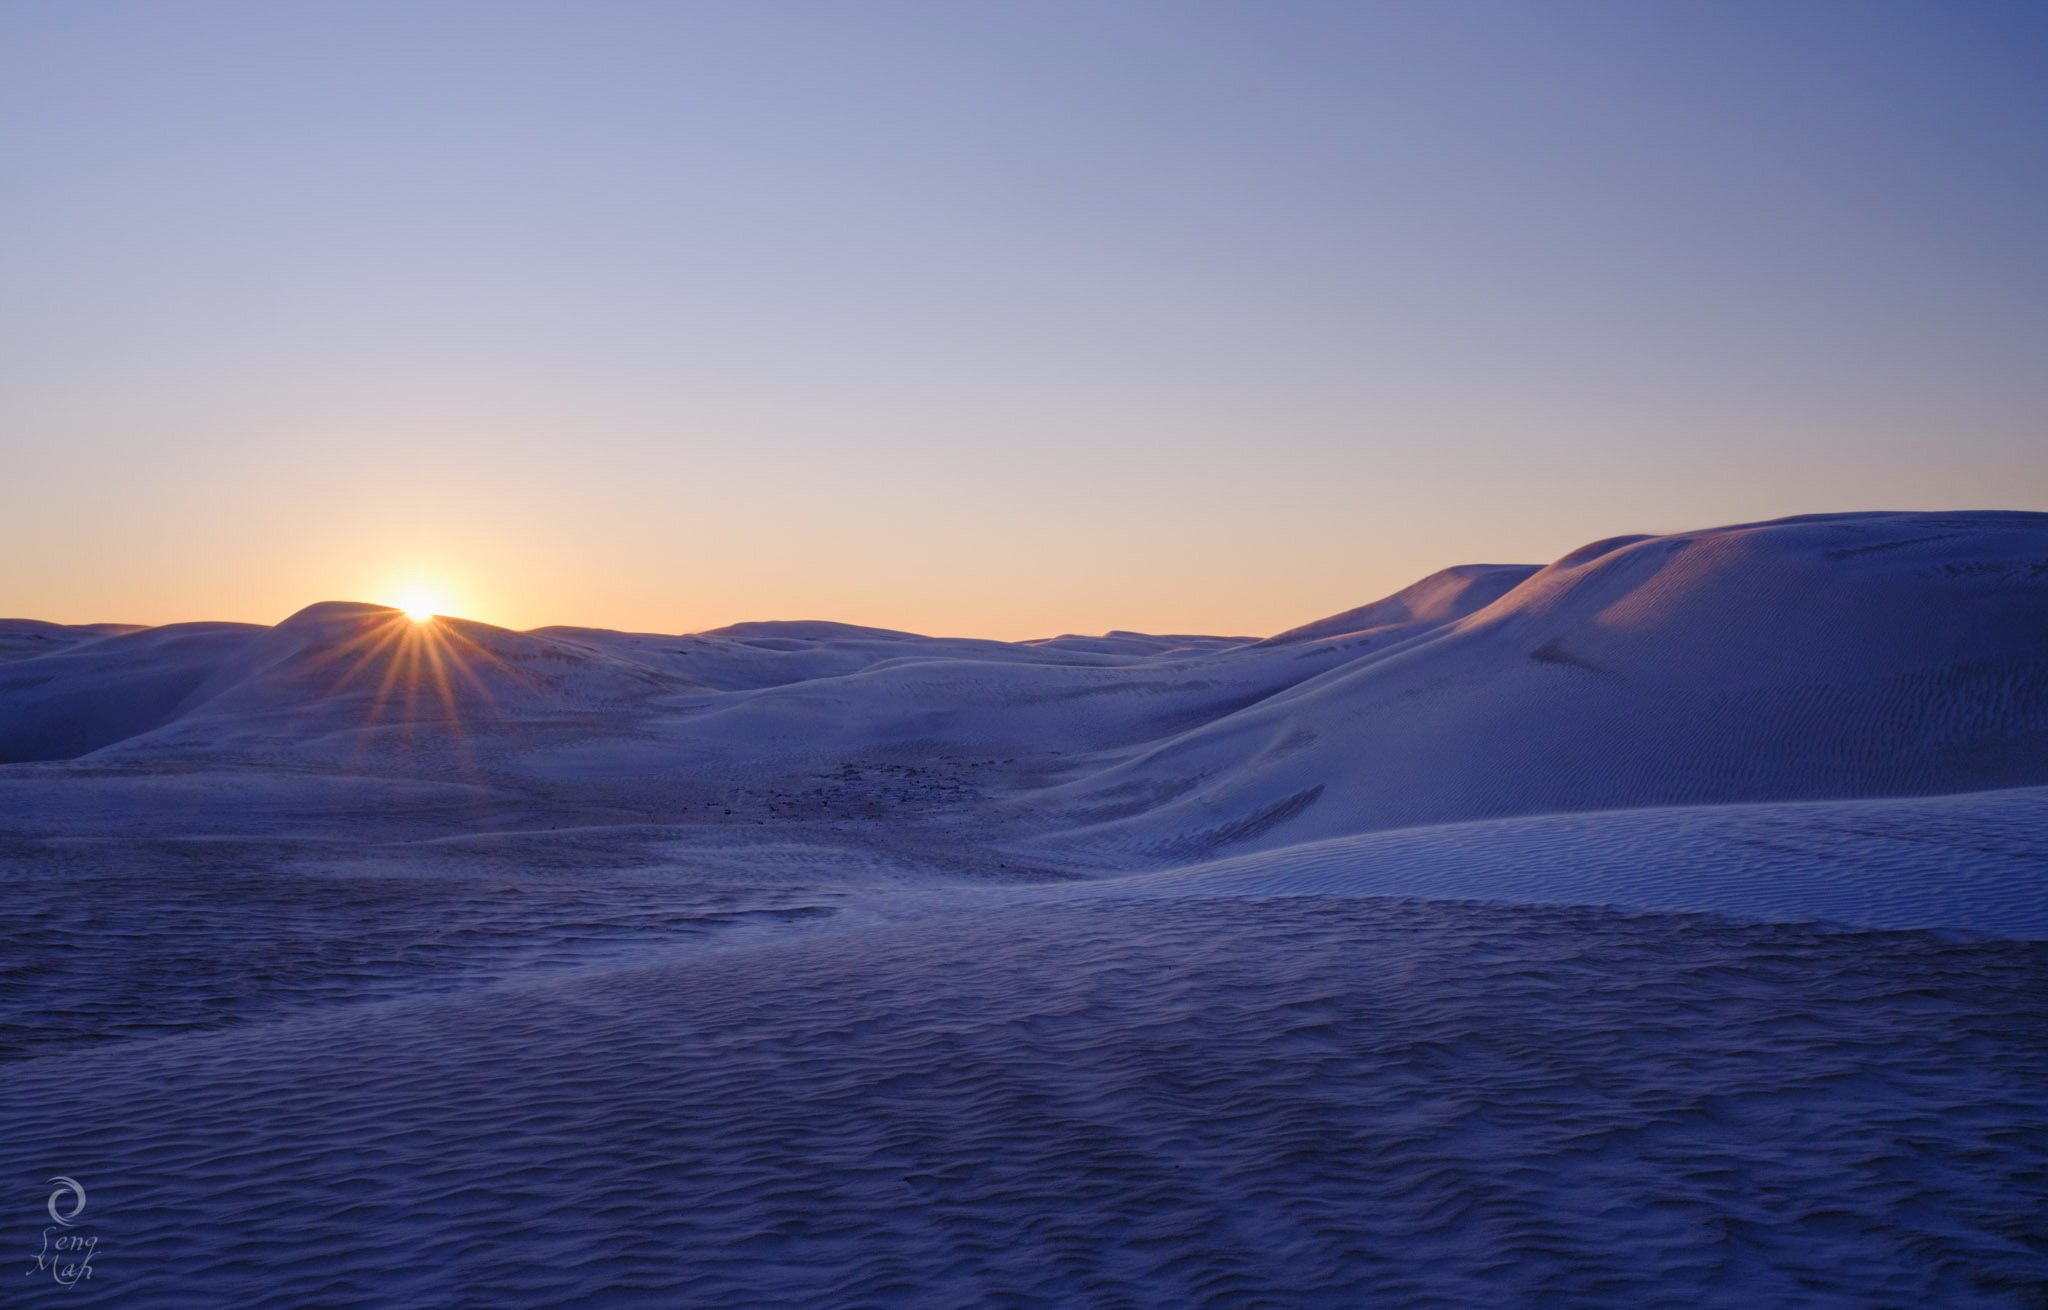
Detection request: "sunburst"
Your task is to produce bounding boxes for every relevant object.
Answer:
[392,588,443,624]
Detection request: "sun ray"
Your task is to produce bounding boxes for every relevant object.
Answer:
[326,619,411,695]
[277,598,547,792]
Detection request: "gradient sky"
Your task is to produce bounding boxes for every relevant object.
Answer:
[4,1,2045,639]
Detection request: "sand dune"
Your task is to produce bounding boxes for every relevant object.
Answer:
[4,508,2042,923]
[4,509,2043,902]
[0,620,264,762]
[1037,511,2048,859]
[3,509,2044,1305]
[0,618,147,665]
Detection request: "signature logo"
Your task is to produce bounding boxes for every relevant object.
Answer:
[26,1176,99,1289]
[46,1177,85,1228]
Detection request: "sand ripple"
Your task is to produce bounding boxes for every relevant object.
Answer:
[3,897,2042,1307]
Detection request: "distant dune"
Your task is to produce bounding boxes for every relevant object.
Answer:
[6,510,2042,835]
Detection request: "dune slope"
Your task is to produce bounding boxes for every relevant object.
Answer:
[1033,511,2048,861]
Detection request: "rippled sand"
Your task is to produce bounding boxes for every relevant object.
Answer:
[5,896,2044,1307]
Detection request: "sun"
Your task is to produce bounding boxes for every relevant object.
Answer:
[392,588,444,624]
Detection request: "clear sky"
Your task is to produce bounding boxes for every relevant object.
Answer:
[4,1,2044,639]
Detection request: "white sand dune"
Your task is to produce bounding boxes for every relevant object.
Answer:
[0,620,264,762]
[1033,512,2048,861]
[2,509,2044,1305]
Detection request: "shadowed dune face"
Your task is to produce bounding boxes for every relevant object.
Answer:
[0,619,147,665]
[0,622,266,763]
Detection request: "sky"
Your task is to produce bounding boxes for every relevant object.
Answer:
[3,1,2045,639]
